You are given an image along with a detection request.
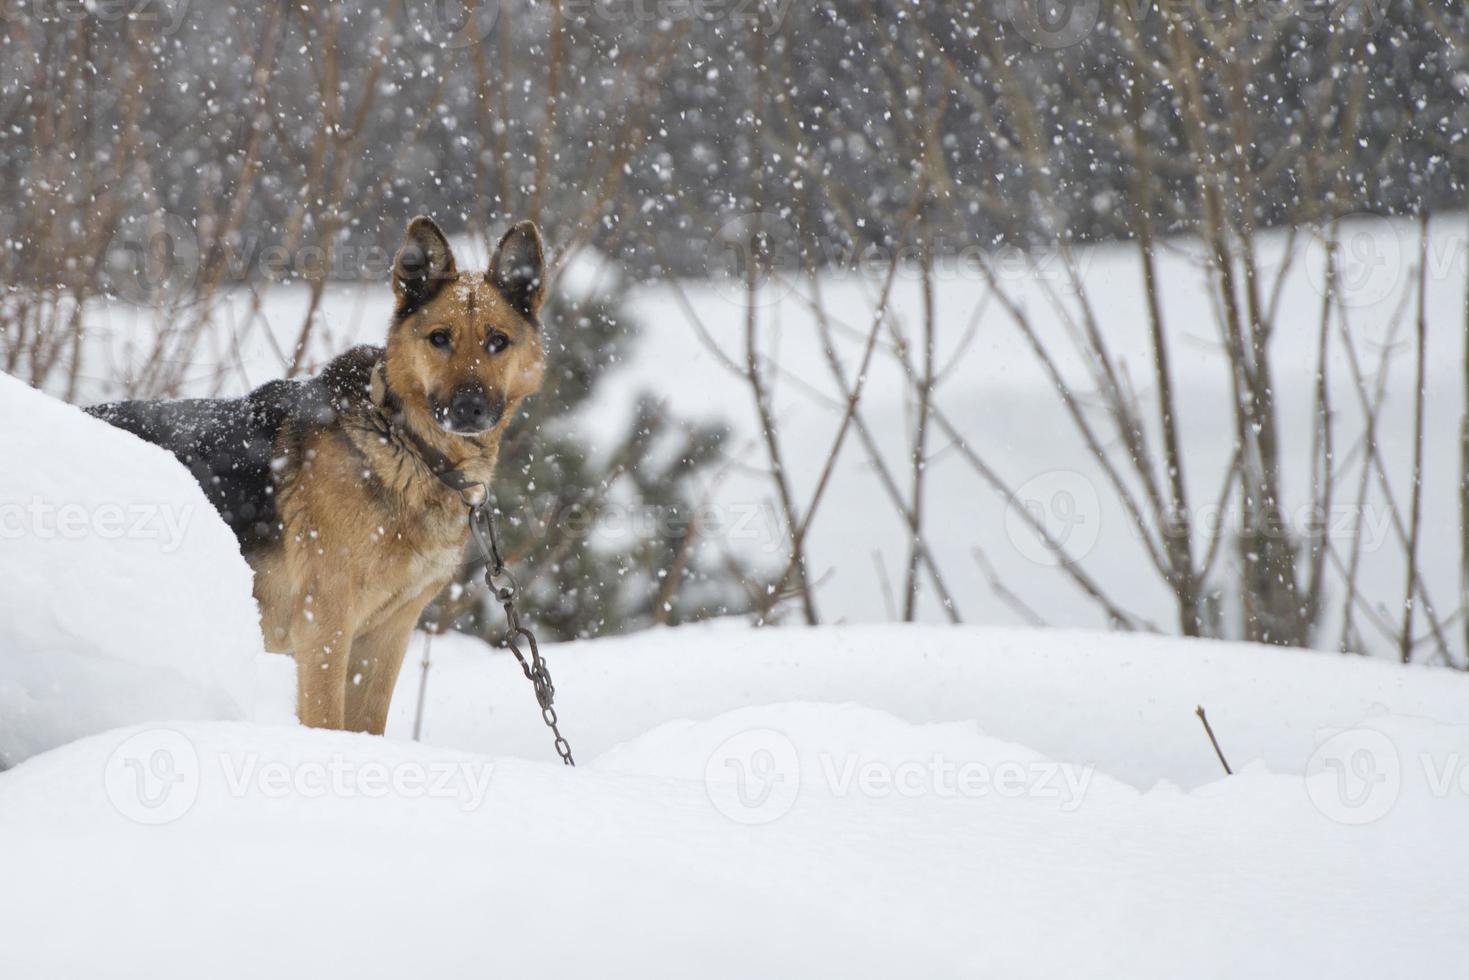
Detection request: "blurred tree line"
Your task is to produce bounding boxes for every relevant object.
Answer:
[3,0,1465,289]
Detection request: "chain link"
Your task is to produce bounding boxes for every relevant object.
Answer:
[465,491,576,767]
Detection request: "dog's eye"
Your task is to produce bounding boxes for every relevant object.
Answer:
[427,329,452,350]
[486,331,511,354]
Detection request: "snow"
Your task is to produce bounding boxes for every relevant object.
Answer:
[393,624,1469,790]
[601,221,1469,641]
[6,8,1464,972]
[0,374,268,767]
[8,217,1468,974]
[71,215,1469,653]
[4,623,1469,977]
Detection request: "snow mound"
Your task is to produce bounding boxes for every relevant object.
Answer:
[388,623,1469,789]
[0,373,268,766]
[599,700,1110,809]
[3,705,1468,978]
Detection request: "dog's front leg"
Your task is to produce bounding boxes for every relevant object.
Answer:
[344,580,444,736]
[290,588,354,730]
[295,631,351,729]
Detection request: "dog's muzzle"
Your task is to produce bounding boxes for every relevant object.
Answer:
[442,384,501,434]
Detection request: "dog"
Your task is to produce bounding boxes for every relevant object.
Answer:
[87,216,548,732]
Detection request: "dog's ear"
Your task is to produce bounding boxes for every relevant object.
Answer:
[393,216,457,319]
[489,220,546,318]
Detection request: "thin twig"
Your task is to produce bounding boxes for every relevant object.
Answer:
[1195,705,1233,776]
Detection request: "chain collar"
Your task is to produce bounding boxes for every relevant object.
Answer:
[370,359,574,766]
[369,359,482,500]
[465,488,576,767]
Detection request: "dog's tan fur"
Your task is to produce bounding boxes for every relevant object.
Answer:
[87,216,548,731]
[254,217,547,731]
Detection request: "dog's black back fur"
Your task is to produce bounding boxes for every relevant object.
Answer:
[86,346,381,556]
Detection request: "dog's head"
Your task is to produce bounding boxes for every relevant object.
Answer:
[383,216,547,439]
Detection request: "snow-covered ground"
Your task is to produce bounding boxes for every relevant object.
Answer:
[0,372,268,767]
[5,358,1469,975]
[5,625,1469,978]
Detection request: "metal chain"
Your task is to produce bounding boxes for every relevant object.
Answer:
[464,491,575,766]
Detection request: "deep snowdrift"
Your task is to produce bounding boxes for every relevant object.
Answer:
[3,623,1468,978]
[0,374,267,766]
[392,624,1469,789]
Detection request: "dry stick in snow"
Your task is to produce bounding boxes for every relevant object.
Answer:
[1404,34,1469,661]
[872,552,898,622]
[1323,540,1412,652]
[1335,288,1453,661]
[1336,317,1394,654]
[903,243,937,622]
[1167,14,1303,644]
[662,273,744,376]
[1401,214,1431,663]
[955,8,1191,623]
[806,274,963,623]
[528,0,564,227]
[974,255,1172,584]
[745,18,817,625]
[411,631,432,743]
[763,189,927,618]
[652,478,717,627]
[971,548,1046,627]
[1463,206,1469,664]
[467,0,503,238]
[745,270,816,623]
[953,20,1186,609]
[1127,70,1199,635]
[285,0,409,378]
[930,405,1152,631]
[1049,247,1173,546]
[1198,447,1244,587]
[1195,706,1233,776]
[900,69,950,623]
[1303,228,1339,634]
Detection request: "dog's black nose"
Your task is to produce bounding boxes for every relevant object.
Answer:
[447,384,493,432]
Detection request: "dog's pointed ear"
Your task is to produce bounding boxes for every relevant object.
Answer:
[393,216,457,319]
[489,220,546,318]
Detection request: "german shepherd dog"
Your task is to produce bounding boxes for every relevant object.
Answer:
[88,216,548,732]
